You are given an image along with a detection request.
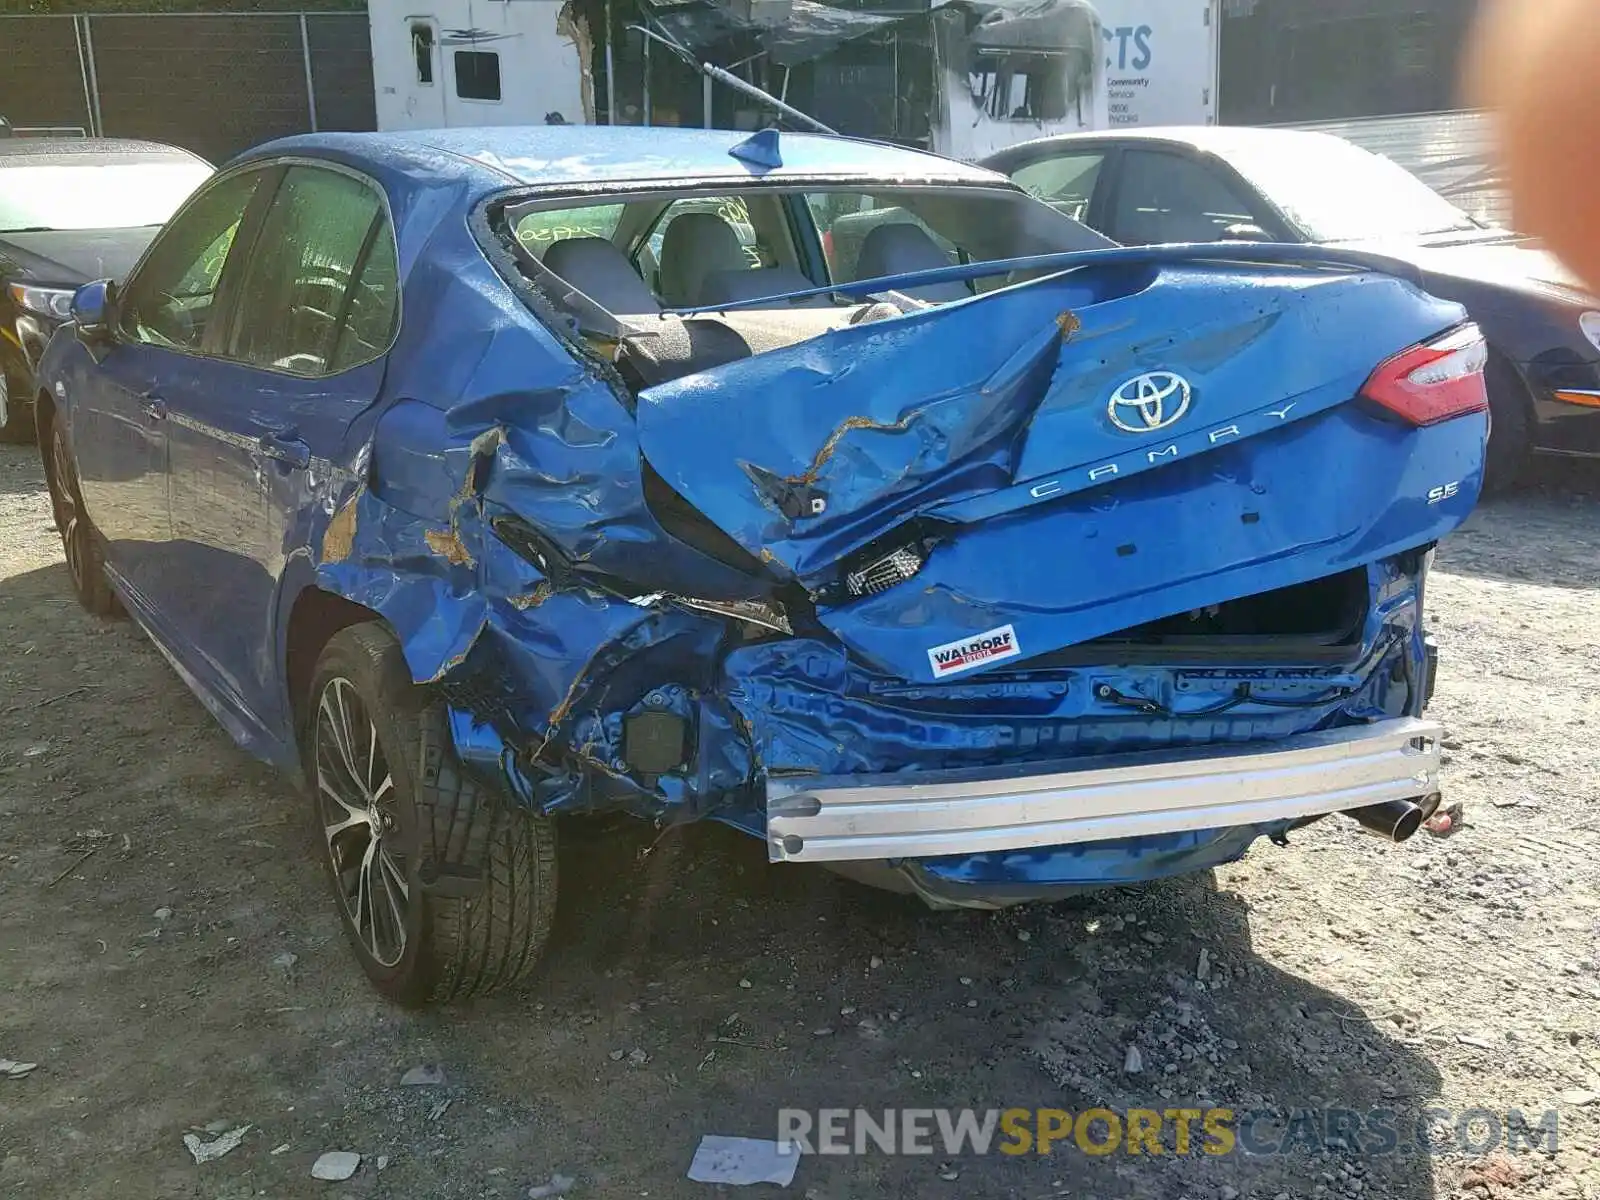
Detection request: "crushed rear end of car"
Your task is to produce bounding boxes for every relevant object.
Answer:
[315,209,1487,907]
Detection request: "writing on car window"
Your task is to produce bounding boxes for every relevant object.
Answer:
[514,205,625,257]
[648,196,769,269]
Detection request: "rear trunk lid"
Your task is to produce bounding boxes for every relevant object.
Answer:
[635,261,1486,682]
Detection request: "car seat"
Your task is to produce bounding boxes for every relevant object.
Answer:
[542,236,661,315]
[854,223,970,303]
[658,213,749,307]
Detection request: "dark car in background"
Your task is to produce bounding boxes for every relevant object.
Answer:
[0,137,210,440]
[982,127,1600,488]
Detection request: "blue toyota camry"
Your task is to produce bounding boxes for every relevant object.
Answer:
[35,126,1488,1005]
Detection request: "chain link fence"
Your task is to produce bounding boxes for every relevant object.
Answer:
[0,12,375,164]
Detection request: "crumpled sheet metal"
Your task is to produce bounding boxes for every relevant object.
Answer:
[317,253,761,678]
[318,484,498,685]
[820,402,1483,683]
[316,434,729,743]
[315,395,1414,828]
[310,299,757,817]
[314,380,1422,848]
[635,263,1464,585]
[303,216,1438,843]
[638,271,1101,580]
[721,622,1415,781]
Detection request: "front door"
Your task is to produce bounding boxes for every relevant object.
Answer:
[72,168,269,609]
[161,163,399,732]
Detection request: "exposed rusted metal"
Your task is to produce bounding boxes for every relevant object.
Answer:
[320,488,362,564]
[510,581,555,610]
[786,412,920,486]
[424,528,475,566]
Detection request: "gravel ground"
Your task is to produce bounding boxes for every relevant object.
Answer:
[1,440,1598,1200]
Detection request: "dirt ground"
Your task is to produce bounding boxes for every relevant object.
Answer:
[1,440,1598,1200]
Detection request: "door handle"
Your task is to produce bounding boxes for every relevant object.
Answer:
[140,394,167,420]
[258,427,311,470]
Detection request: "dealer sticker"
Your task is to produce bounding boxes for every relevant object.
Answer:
[927,624,1021,678]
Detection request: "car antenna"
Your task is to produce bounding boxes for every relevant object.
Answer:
[627,23,837,137]
[729,128,782,169]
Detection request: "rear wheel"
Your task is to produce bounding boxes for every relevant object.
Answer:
[1483,355,1531,493]
[45,417,119,616]
[307,623,557,1006]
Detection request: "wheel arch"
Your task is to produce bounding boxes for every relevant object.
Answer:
[33,388,56,469]
[281,579,393,746]
[1483,343,1535,491]
[1485,342,1537,413]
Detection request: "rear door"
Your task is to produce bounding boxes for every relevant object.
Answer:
[161,162,398,730]
[72,168,269,608]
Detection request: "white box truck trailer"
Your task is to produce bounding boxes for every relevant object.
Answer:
[369,0,1218,157]
[1096,0,1218,127]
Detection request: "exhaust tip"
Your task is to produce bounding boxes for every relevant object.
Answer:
[1390,805,1424,844]
[1417,792,1444,822]
[1345,799,1425,843]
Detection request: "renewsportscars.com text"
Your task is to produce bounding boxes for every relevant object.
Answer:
[777,1107,1559,1158]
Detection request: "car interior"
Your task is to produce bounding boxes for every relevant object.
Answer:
[120,203,251,353]
[498,184,1109,391]
[115,165,401,378]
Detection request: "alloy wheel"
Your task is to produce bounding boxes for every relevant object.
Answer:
[314,677,411,968]
[50,424,87,592]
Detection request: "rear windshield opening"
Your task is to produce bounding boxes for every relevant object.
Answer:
[503,185,1101,309]
[491,183,1108,389]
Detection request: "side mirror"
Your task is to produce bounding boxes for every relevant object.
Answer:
[71,279,116,343]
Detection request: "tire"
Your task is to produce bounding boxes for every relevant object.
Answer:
[44,416,120,616]
[305,622,557,1006]
[0,363,34,444]
[1483,354,1531,494]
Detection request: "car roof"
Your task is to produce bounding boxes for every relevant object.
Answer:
[241,126,1010,191]
[0,136,208,167]
[989,125,1361,162]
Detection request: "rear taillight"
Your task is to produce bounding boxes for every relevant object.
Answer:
[1359,323,1489,426]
